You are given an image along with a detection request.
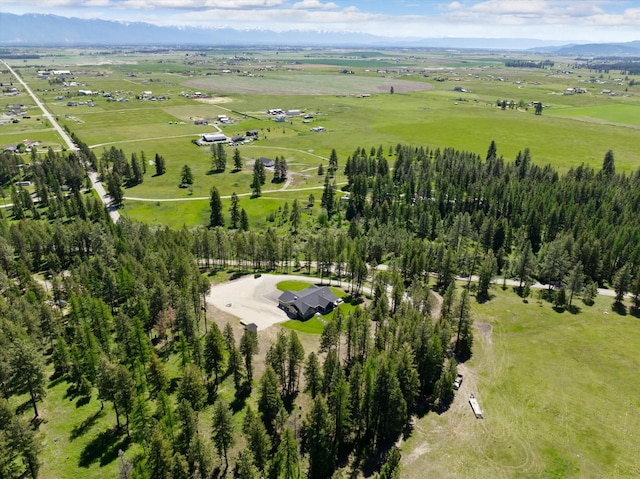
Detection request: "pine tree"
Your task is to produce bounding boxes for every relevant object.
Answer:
[251,171,262,197]
[154,154,166,176]
[204,324,226,384]
[258,365,284,435]
[271,427,299,479]
[211,399,235,470]
[304,352,323,399]
[209,187,224,228]
[10,339,45,419]
[602,149,615,177]
[242,406,272,473]
[180,164,194,186]
[177,363,207,412]
[233,148,243,172]
[239,329,259,385]
[302,395,334,479]
[230,193,240,229]
[146,428,174,479]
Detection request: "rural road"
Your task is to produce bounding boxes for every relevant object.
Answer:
[2,60,120,223]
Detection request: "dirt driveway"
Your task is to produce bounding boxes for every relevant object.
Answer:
[206,274,325,330]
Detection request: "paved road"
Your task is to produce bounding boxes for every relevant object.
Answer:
[2,60,120,223]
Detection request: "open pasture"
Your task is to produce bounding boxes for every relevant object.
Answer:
[3,48,640,230]
[184,71,432,95]
[402,288,640,478]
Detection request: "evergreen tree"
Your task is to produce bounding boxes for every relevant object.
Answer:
[301,395,334,479]
[148,351,169,398]
[177,363,207,412]
[286,330,305,396]
[9,339,45,419]
[602,149,615,177]
[253,159,266,184]
[240,209,250,231]
[212,143,227,172]
[376,448,401,479]
[180,164,194,186]
[258,365,284,435]
[233,148,243,172]
[230,193,240,229]
[209,187,224,228]
[113,364,136,435]
[211,399,235,470]
[271,427,299,479]
[228,344,245,392]
[251,171,262,197]
[235,450,260,479]
[239,329,259,385]
[613,265,631,305]
[146,428,174,479]
[321,173,335,217]
[242,406,272,473]
[565,261,585,307]
[477,251,497,301]
[204,324,226,384]
[290,198,301,233]
[304,352,323,399]
[154,154,166,176]
[328,149,339,175]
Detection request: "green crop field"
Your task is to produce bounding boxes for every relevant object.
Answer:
[401,287,640,478]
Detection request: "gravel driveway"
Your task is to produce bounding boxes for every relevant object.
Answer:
[206,274,326,330]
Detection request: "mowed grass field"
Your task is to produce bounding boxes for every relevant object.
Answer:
[401,288,640,479]
[4,50,639,231]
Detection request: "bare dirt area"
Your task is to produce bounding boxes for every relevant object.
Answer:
[194,96,233,104]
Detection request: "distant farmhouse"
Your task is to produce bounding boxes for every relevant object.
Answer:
[278,285,340,320]
[193,133,229,146]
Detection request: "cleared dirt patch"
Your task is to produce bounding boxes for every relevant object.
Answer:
[184,73,433,96]
[194,96,233,104]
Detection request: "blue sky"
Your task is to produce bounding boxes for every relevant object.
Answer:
[2,1,639,42]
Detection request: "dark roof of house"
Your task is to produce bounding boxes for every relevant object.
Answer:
[279,285,339,316]
[259,157,275,167]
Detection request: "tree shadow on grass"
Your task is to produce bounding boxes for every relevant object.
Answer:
[70,409,104,441]
[231,383,251,413]
[612,302,627,316]
[79,426,130,468]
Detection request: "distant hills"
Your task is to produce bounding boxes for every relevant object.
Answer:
[530,41,640,56]
[0,12,638,54]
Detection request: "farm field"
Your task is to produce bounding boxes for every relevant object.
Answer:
[401,287,640,478]
[3,48,640,230]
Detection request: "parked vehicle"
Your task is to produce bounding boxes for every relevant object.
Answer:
[453,373,463,390]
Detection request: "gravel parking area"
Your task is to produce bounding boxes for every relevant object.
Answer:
[206,274,323,330]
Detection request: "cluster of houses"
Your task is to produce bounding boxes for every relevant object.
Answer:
[2,139,40,154]
[1,103,28,125]
[1,82,19,97]
[563,87,589,95]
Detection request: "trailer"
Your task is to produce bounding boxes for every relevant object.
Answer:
[469,393,483,419]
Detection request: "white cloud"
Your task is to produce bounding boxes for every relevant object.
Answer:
[292,0,338,10]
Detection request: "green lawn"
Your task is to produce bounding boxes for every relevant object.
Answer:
[277,280,355,334]
[401,288,640,478]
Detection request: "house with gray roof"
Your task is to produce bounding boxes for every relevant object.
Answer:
[278,285,340,320]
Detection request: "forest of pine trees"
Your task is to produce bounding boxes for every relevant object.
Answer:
[0,136,639,478]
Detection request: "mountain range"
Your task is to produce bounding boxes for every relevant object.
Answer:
[0,12,639,54]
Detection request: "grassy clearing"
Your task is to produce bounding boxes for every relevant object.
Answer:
[401,288,640,478]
